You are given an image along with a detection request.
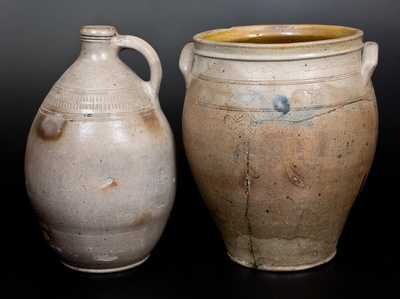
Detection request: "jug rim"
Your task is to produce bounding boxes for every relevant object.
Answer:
[80,25,117,41]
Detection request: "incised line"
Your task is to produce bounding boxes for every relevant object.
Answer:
[287,98,368,123]
[251,98,370,125]
[196,71,358,86]
[197,97,370,113]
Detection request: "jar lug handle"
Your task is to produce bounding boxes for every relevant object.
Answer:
[361,41,379,86]
[112,35,162,106]
[179,42,194,88]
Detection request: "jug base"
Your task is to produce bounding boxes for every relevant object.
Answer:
[61,255,150,273]
[227,250,336,272]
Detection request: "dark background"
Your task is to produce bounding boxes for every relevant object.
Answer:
[1,0,399,298]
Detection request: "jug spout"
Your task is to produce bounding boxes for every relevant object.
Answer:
[80,25,117,40]
[79,25,119,60]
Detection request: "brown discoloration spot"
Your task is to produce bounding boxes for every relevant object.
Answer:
[140,110,162,135]
[132,211,153,227]
[36,114,66,141]
[101,177,118,191]
[286,163,306,188]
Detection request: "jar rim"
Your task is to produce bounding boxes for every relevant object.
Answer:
[194,24,362,47]
[192,24,364,61]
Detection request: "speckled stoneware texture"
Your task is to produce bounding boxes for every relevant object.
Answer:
[25,25,176,273]
[180,24,379,271]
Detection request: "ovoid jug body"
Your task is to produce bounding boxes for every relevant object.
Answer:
[25,26,176,273]
[180,25,378,271]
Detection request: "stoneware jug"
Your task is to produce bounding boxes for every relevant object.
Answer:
[25,25,176,273]
[180,25,378,271]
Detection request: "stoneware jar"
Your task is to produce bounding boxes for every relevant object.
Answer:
[25,25,176,273]
[180,25,378,271]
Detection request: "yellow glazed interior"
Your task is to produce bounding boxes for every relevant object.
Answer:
[201,25,360,44]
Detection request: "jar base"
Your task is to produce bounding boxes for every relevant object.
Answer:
[227,250,336,272]
[61,255,150,273]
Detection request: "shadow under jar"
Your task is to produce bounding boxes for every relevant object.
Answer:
[180,24,379,271]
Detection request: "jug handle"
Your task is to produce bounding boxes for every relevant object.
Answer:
[361,41,379,87]
[112,34,162,106]
[179,42,194,88]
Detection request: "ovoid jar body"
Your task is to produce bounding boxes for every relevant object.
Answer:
[25,26,176,273]
[180,25,379,271]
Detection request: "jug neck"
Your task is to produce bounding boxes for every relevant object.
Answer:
[79,25,118,60]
